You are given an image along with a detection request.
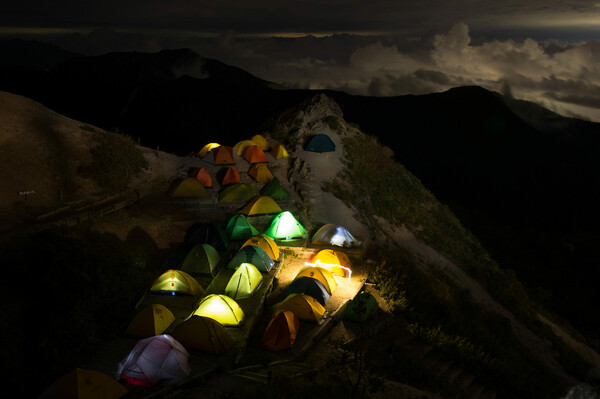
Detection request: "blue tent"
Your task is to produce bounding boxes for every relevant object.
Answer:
[284,277,330,306]
[305,134,335,153]
[227,245,274,272]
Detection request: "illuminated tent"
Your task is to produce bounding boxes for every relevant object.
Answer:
[260,177,290,200]
[227,245,274,272]
[40,368,128,399]
[149,269,204,296]
[264,211,307,241]
[171,315,234,355]
[241,235,280,261]
[311,249,352,277]
[233,139,258,156]
[198,143,220,158]
[270,143,289,159]
[188,167,213,188]
[261,310,299,352]
[224,263,263,300]
[250,134,270,150]
[169,178,209,199]
[118,334,190,387]
[218,183,259,203]
[181,243,221,276]
[248,163,273,183]
[305,134,335,153]
[185,223,229,251]
[284,276,330,306]
[191,294,245,327]
[220,166,241,186]
[275,293,326,323]
[226,214,260,242]
[243,145,268,164]
[238,195,282,216]
[212,145,235,165]
[343,292,379,322]
[295,266,337,294]
[311,224,361,248]
[126,304,175,338]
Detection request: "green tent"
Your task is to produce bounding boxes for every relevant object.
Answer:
[224,263,263,300]
[227,245,274,272]
[260,177,291,200]
[343,292,379,322]
[219,183,259,202]
[264,211,308,241]
[181,244,221,276]
[226,214,260,242]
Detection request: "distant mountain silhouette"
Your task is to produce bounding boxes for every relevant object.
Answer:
[0,38,82,71]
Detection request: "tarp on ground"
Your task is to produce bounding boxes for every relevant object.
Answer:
[264,211,307,241]
[233,139,258,156]
[224,262,263,300]
[226,214,260,242]
[283,276,330,307]
[311,224,361,248]
[126,304,175,338]
[248,163,273,183]
[241,235,280,261]
[310,249,352,277]
[41,368,128,399]
[250,134,270,150]
[171,315,234,355]
[261,310,299,352]
[218,183,259,203]
[220,166,241,186]
[343,292,379,322]
[181,243,221,276]
[295,266,337,294]
[260,177,290,200]
[191,294,245,327]
[243,145,268,164]
[149,269,204,296]
[238,195,282,216]
[185,223,229,251]
[275,293,326,323]
[189,167,213,188]
[212,145,235,165]
[118,334,190,387]
[270,143,289,159]
[169,178,209,199]
[198,143,220,158]
[305,134,335,153]
[226,245,274,272]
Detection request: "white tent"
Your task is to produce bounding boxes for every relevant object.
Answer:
[117,334,190,387]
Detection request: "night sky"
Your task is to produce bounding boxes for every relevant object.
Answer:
[3,1,600,121]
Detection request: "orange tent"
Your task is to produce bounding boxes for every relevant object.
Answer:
[243,145,268,164]
[213,146,235,165]
[189,167,213,188]
[221,167,241,186]
[261,310,299,351]
[233,140,258,156]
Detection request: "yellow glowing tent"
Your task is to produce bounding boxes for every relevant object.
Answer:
[270,143,289,159]
[310,249,352,277]
[191,294,245,327]
[248,163,273,183]
[41,368,128,399]
[169,178,209,199]
[171,315,234,355]
[241,235,280,261]
[224,263,263,300]
[198,143,220,158]
[125,304,175,338]
[233,139,258,156]
[295,266,337,294]
[275,293,325,323]
[238,196,282,216]
[149,269,204,296]
[250,134,270,150]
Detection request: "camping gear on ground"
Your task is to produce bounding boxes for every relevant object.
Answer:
[149,269,204,296]
[227,245,274,272]
[311,224,361,248]
[181,243,221,276]
[224,263,263,300]
[171,315,234,355]
[261,310,300,352]
[283,276,330,306]
[126,304,175,338]
[41,368,128,399]
[118,334,190,387]
[191,294,245,327]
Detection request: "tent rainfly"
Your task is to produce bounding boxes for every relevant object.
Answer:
[270,143,289,159]
[310,249,352,278]
[261,310,300,352]
[198,143,220,158]
[284,276,330,306]
[125,304,175,338]
[41,368,128,399]
[118,334,190,387]
[149,269,204,296]
[238,195,282,216]
[248,163,273,183]
[212,145,235,165]
[191,294,245,327]
[250,134,270,150]
[243,145,268,164]
[295,266,337,295]
[275,293,326,322]
[220,167,241,186]
[311,224,361,248]
[226,214,260,242]
[181,243,221,276]
[343,292,379,322]
[227,245,274,272]
[241,235,280,261]
[171,315,234,355]
[169,178,209,199]
[224,262,263,300]
[189,167,213,188]
[264,211,307,241]
[218,183,260,203]
[260,177,290,200]
[233,139,258,156]
[305,134,335,153]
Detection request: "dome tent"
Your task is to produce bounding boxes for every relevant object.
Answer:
[189,167,213,188]
[260,177,290,200]
[310,249,352,278]
[227,245,274,272]
[169,178,209,199]
[181,243,221,276]
[125,304,175,338]
[212,145,235,165]
[238,195,282,216]
[219,183,259,203]
[295,266,337,295]
[270,143,289,159]
[41,368,128,399]
[241,235,280,261]
[305,134,335,153]
[261,310,299,352]
[198,142,220,158]
[118,334,190,387]
[248,163,273,183]
[343,291,379,322]
[233,139,258,156]
[275,293,326,323]
[224,262,263,300]
[191,294,245,327]
[311,224,361,248]
[226,214,260,242]
[250,134,270,150]
[149,269,204,296]
[171,315,234,355]
[220,166,241,186]
[243,145,268,164]
[283,276,330,307]
[264,211,307,241]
